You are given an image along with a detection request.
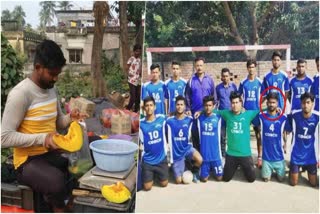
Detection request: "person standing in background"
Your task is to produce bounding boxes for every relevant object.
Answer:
[126,44,142,112]
[164,61,187,115]
[289,59,313,112]
[141,64,167,115]
[185,57,217,153]
[238,60,264,168]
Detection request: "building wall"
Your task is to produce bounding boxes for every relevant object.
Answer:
[142,60,318,87]
[46,30,136,65]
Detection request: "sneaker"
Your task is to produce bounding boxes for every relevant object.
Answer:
[257,157,262,169]
[192,173,200,183]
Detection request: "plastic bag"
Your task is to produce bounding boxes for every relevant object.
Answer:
[68,121,93,178]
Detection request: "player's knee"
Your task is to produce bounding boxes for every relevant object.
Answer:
[160,180,168,187]
[216,176,223,181]
[290,178,298,186]
[143,182,153,191]
[223,175,232,182]
[143,185,152,191]
[175,178,182,184]
[200,177,208,182]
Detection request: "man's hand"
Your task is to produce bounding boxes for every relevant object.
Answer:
[185,111,192,116]
[194,111,202,119]
[276,107,282,114]
[44,133,58,150]
[70,108,89,121]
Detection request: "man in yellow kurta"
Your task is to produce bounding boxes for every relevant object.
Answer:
[1,40,86,212]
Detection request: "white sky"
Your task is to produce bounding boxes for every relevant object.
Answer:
[1,0,116,28]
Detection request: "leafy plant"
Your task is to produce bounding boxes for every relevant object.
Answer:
[1,33,24,115]
[55,69,93,101]
[101,52,129,93]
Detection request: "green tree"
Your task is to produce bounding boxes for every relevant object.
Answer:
[39,1,56,28]
[1,9,12,20]
[58,1,73,10]
[12,5,26,28]
[145,1,319,61]
[1,33,24,115]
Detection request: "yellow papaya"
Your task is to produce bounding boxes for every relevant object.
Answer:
[53,121,83,152]
[101,182,131,204]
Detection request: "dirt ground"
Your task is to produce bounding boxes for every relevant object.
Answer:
[135,133,319,213]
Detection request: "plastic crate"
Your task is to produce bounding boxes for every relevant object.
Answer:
[73,189,136,213]
[1,183,34,210]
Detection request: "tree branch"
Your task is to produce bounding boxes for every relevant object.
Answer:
[222,2,250,57]
[256,2,277,30]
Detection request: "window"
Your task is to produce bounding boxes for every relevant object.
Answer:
[68,49,82,63]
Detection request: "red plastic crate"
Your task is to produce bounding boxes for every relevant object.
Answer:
[1,205,34,213]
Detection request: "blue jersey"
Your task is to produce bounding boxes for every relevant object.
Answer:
[197,113,222,161]
[164,78,187,113]
[238,77,263,110]
[139,115,167,165]
[253,112,287,162]
[289,76,313,111]
[311,74,319,111]
[263,70,289,109]
[166,115,193,163]
[141,81,166,115]
[285,110,319,165]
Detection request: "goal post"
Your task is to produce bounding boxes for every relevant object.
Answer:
[145,44,291,75]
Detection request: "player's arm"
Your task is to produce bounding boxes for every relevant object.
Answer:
[284,77,290,100]
[282,131,287,154]
[185,80,192,116]
[138,127,144,160]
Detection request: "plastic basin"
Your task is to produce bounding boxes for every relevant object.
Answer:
[89,139,138,172]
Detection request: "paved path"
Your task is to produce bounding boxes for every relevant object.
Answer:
[136,134,319,213]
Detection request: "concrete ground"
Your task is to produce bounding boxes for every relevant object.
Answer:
[135,133,319,213]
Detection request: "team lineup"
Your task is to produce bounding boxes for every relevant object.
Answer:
[138,52,319,191]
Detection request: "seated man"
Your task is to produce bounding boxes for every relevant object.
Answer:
[139,96,169,191]
[1,40,86,212]
[197,96,223,182]
[166,95,202,184]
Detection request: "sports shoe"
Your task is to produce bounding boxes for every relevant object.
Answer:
[257,157,262,169]
[192,173,200,183]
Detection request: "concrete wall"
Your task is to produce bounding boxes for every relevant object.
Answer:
[46,32,120,64]
[142,60,318,87]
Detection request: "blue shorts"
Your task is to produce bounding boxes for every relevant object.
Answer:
[200,160,223,179]
[261,160,285,178]
[172,147,196,178]
[290,163,317,175]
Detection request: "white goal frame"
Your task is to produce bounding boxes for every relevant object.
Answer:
[146,44,291,74]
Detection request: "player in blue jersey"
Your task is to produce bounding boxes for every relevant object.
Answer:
[285,92,319,187]
[196,96,223,182]
[311,56,319,111]
[141,64,167,115]
[252,92,288,182]
[238,59,263,168]
[289,59,313,111]
[166,96,203,184]
[139,96,169,191]
[164,61,187,115]
[262,51,290,112]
